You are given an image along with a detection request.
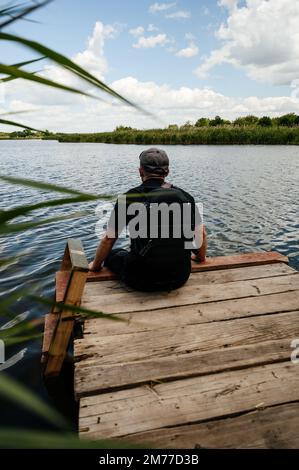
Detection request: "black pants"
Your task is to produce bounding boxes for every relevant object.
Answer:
[104,248,191,292]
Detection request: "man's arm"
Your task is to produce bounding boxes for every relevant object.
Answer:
[192,225,208,263]
[89,233,117,271]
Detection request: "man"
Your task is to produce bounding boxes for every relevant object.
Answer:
[89,148,207,291]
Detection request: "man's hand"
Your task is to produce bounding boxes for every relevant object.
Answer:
[89,261,102,272]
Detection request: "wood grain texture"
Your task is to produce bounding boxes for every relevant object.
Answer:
[75,255,299,447]
[79,361,299,439]
[82,274,299,314]
[45,270,87,377]
[42,271,70,361]
[86,252,288,282]
[61,238,89,272]
[121,402,299,449]
[75,310,299,367]
[82,263,295,297]
[82,290,299,337]
[75,337,294,398]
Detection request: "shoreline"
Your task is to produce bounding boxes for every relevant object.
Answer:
[2,126,299,145]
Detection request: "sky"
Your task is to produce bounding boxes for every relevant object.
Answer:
[1,0,299,132]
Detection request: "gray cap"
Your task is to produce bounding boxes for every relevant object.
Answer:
[139,148,169,176]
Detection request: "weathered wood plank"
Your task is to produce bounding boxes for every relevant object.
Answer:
[82,290,299,337]
[87,252,288,282]
[79,361,299,439]
[42,271,70,362]
[61,238,89,272]
[121,402,299,449]
[82,274,299,314]
[191,252,288,272]
[82,263,295,297]
[56,270,70,302]
[45,270,88,377]
[75,337,294,398]
[75,311,299,367]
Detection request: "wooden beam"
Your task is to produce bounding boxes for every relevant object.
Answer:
[74,310,299,369]
[82,273,299,315]
[41,272,70,364]
[121,402,299,449]
[61,239,89,272]
[79,361,299,439]
[74,336,297,398]
[43,239,89,377]
[44,270,88,377]
[87,251,288,283]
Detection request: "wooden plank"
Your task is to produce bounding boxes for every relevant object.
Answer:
[55,271,70,302]
[121,402,299,449]
[82,290,299,337]
[61,239,89,272]
[41,272,70,362]
[191,252,289,272]
[45,270,87,377]
[87,252,288,283]
[75,337,294,398]
[79,361,299,439]
[83,263,295,297]
[41,314,59,364]
[75,310,299,367]
[82,274,299,314]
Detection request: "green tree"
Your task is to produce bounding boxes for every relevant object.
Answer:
[258,116,273,127]
[195,118,209,127]
[209,116,225,127]
[234,115,259,126]
[180,120,193,129]
[277,113,299,127]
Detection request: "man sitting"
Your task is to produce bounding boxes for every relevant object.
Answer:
[89,148,207,291]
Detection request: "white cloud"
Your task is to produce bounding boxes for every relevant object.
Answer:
[148,24,158,32]
[73,21,118,79]
[166,10,191,19]
[176,42,199,58]
[218,0,239,11]
[3,20,299,133]
[129,26,144,37]
[2,20,119,110]
[133,33,171,49]
[196,0,299,86]
[149,2,176,14]
[4,75,299,132]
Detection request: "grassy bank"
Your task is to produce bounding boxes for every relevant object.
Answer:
[44,126,299,145]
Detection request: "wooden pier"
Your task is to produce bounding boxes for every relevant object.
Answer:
[43,241,299,448]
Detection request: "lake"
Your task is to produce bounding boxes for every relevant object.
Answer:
[0,140,299,429]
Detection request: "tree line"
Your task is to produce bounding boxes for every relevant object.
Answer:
[2,113,299,145]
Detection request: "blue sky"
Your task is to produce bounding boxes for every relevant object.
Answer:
[1,0,299,132]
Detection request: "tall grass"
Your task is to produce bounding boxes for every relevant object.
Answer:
[49,125,299,145]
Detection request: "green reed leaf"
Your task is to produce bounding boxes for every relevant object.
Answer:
[0,373,66,428]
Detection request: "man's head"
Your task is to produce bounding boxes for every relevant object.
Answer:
[139,148,170,181]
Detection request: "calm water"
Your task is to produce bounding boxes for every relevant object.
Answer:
[0,140,299,429]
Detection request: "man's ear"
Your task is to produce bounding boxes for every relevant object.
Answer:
[139,167,145,178]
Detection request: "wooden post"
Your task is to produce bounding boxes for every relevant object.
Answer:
[43,239,89,378]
